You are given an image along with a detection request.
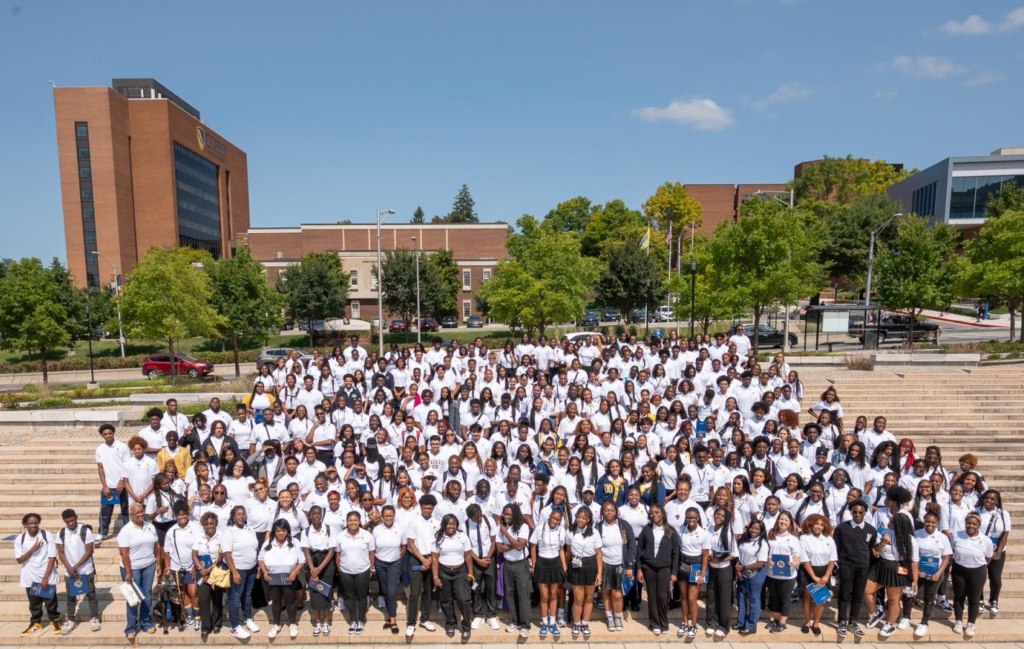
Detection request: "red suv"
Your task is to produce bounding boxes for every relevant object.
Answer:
[142,353,214,380]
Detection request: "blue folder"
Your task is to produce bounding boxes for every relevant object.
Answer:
[29,582,56,599]
[689,563,701,583]
[310,577,332,597]
[771,554,792,578]
[268,573,291,586]
[67,576,90,597]
[806,583,831,606]
[100,491,120,506]
[919,556,940,578]
[621,573,635,595]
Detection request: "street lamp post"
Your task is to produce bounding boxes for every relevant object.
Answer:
[85,296,97,389]
[689,258,696,339]
[375,208,395,355]
[864,212,902,308]
[89,251,125,358]
[411,236,421,344]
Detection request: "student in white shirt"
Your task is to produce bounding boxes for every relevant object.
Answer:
[464,504,499,631]
[405,495,441,636]
[798,513,838,636]
[161,503,202,629]
[372,505,406,633]
[117,504,160,638]
[734,518,770,635]
[191,512,224,639]
[863,486,918,638]
[300,505,335,636]
[976,489,1011,614]
[432,513,473,639]
[16,513,60,635]
[258,519,305,639]
[907,508,952,638]
[568,506,602,639]
[96,424,131,538]
[702,507,738,637]
[54,508,100,633]
[950,512,995,636]
[531,504,569,637]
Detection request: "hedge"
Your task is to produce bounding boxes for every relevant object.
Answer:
[0,349,265,375]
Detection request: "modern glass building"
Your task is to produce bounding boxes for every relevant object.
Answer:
[887,148,1024,230]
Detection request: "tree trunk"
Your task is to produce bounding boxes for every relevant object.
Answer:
[1010,299,1018,343]
[752,306,763,356]
[169,339,177,386]
[907,310,917,348]
[40,346,48,384]
[233,338,241,379]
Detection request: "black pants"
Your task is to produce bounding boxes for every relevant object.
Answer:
[641,565,671,631]
[407,565,434,624]
[99,487,129,535]
[439,565,472,632]
[340,570,370,623]
[903,576,941,624]
[837,563,870,623]
[706,565,733,629]
[987,551,1005,602]
[952,563,987,624]
[504,559,532,628]
[26,590,58,624]
[766,576,796,617]
[376,559,401,618]
[198,583,226,632]
[267,584,297,626]
[472,559,497,618]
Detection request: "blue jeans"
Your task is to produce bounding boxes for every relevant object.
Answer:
[120,563,156,635]
[737,568,766,631]
[228,568,256,628]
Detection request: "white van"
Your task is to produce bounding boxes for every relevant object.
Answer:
[655,305,674,322]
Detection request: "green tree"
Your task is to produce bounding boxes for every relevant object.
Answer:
[985,183,1024,219]
[793,155,910,206]
[480,216,598,337]
[275,252,350,336]
[707,199,825,353]
[543,197,594,235]
[426,248,461,317]
[667,241,740,336]
[412,206,425,224]
[120,248,223,384]
[642,182,703,257]
[820,193,903,283]
[0,258,76,382]
[958,208,1024,341]
[208,248,286,377]
[595,237,666,319]
[874,216,958,344]
[437,184,478,223]
[580,199,647,258]
[378,248,422,330]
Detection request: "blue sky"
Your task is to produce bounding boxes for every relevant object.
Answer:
[1,0,1021,262]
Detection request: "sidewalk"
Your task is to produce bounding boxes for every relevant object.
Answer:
[917,308,1011,328]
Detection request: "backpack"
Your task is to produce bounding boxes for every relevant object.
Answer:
[60,525,92,545]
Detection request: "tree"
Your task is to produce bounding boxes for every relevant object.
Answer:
[377,248,421,329]
[874,216,958,344]
[642,182,704,271]
[580,199,647,258]
[379,247,461,328]
[480,215,598,337]
[412,206,425,224]
[275,252,350,336]
[426,248,461,317]
[793,155,911,206]
[958,208,1024,341]
[437,184,478,223]
[0,258,76,382]
[707,199,825,353]
[819,193,903,283]
[985,183,1024,219]
[543,197,594,235]
[208,247,286,377]
[667,240,741,336]
[120,248,223,384]
[595,237,666,318]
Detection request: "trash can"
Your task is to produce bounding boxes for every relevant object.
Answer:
[863,330,879,349]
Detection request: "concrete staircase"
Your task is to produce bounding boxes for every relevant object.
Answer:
[3,367,1024,644]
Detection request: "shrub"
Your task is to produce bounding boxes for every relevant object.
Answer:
[29,396,75,409]
[840,354,873,371]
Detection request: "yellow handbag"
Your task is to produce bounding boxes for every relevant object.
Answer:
[208,552,231,589]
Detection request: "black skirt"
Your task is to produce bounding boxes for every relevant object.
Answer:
[679,553,703,581]
[535,556,564,585]
[799,563,829,590]
[869,558,910,588]
[600,562,624,591]
[570,555,598,586]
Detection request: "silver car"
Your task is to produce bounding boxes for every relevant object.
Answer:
[256,347,313,372]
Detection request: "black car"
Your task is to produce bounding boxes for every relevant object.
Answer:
[440,315,458,328]
[601,307,621,322]
[580,311,600,328]
[726,323,798,349]
[631,308,648,324]
[848,313,940,344]
[467,315,484,328]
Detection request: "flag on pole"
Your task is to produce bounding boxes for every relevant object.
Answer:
[639,227,651,251]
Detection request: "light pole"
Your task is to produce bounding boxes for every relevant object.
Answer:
[85,295,97,389]
[89,251,125,358]
[411,236,421,344]
[689,258,696,339]
[375,208,395,355]
[864,212,902,308]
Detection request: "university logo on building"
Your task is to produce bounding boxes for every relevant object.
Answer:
[196,126,206,151]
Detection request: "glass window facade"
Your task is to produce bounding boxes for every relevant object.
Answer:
[912,181,937,217]
[950,175,1024,219]
[173,143,221,258]
[74,122,99,290]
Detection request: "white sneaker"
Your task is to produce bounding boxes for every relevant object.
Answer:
[897,617,911,630]
[965,623,976,637]
[705,625,715,637]
[715,628,726,638]
[507,622,518,633]
[420,621,436,632]
[953,620,963,634]
[244,619,260,633]
[313,622,322,636]
[488,617,500,630]
[471,617,483,630]
[231,626,250,640]
[914,623,928,638]
[268,625,280,639]
[289,624,298,639]
[406,625,416,637]
[90,618,101,632]
[652,628,662,636]
[879,624,896,638]
[520,627,530,638]
[61,620,75,635]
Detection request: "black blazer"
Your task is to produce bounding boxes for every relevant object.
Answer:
[637,523,680,574]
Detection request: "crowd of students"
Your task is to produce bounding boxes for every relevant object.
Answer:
[16,331,1011,642]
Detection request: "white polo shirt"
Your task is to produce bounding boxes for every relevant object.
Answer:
[335,529,375,574]
[372,523,405,563]
[16,530,58,587]
[259,539,306,575]
[221,525,260,570]
[164,522,202,571]
[95,440,130,489]
[55,525,96,576]
[436,532,471,567]
[117,522,158,570]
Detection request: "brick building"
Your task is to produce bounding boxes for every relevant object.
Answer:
[684,183,790,231]
[243,223,508,322]
[53,79,249,289]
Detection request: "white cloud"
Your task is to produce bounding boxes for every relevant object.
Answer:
[871,89,899,102]
[632,98,735,131]
[892,55,967,78]
[942,14,993,35]
[964,71,1004,87]
[752,82,812,112]
[941,7,1024,35]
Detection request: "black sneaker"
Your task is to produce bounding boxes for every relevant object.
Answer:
[770,623,786,634]
[765,619,778,631]
[446,627,455,638]
[850,622,866,637]
[838,622,848,636]
[867,611,885,628]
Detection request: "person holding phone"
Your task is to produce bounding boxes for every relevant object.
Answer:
[258,519,305,639]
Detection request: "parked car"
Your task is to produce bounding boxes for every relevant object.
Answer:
[142,353,214,380]
[567,331,598,345]
[849,313,940,344]
[631,308,648,324]
[440,315,458,328]
[298,319,326,332]
[466,315,484,328]
[419,316,440,332]
[580,311,600,328]
[655,305,674,322]
[389,319,407,333]
[726,323,799,349]
[256,347,313,372]
[601,307,621,322]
